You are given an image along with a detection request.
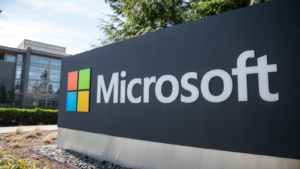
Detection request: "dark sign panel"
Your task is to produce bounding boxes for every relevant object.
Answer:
[58,0,300,160]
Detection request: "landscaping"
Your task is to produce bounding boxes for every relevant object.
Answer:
[0,108,58,126]
[0,128,70,169]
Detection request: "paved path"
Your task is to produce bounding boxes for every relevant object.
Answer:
[0,125,58,134]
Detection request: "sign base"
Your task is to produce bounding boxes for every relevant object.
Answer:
[58,128,300,169]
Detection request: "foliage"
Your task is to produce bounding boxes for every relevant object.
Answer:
[25,70,50,107]
[0,108,58,126]
[95,0,270,47]
[7,88,16,105]
[0,148,50,169]
[0,86,7,104]
[0,103,58,110]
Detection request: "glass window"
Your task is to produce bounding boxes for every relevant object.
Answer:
[48,95,59,101]
[28,81,37,92]
[28,80,47,94]
[28,80,39,86]
[47,101,58,108]
[7,55,16,62]
[29,71,38,79]
[38,72,47,80]
[50,69,60,74]
[39,57,49,65]
[49,74,60,82]
[38,68,48,73]
[30,55,39,63]
[39,69,49,80]
[16,71,22,79]
[49,82,59,94]
[27,55,61,99]
[16,65,22,79]
[15,80,21,93]
[17,54,23,62]
[50,59,61,66]
[16,65,22,71]
[29,66,39,71]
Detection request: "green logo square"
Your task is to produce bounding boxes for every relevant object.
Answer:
[78,68,91,90]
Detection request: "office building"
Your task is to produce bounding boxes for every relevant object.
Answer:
[0,39,68,108]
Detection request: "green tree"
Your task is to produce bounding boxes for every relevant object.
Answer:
[48,83,54,94]
[0,86,7,104]
[15,81,21,93]
[7,88,16,105]
[95,0,270,47]
[40,69,49,90]
[25,70,49,107]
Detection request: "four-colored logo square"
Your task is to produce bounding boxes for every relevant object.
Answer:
[66,68,91,112]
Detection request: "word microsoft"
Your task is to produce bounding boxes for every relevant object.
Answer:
[97,50,279,104]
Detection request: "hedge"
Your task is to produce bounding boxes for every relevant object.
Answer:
[0,108,58,126]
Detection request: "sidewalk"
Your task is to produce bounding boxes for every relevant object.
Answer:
[0,125,58,134]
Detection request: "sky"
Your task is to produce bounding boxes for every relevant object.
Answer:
[0,0,114,55]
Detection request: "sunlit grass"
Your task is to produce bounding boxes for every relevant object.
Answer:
[0,148,50,169]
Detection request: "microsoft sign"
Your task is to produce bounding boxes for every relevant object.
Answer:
[58,1,300,168]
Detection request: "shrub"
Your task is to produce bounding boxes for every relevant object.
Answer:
[0,108,58,126]
[0,103,58,109]
[48,132,57,140]
[43,137,52,143]
[44,132,58,143]
[12,136,22,142]
[34,127,43,135]
[0,148,50,168]
[16,127,24,134]
[25,131,37,138]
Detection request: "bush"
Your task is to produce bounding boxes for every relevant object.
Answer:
[0,108,58,126]
[0,148,50,169]
[0,103,58,110]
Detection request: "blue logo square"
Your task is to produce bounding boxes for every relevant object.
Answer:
[66,92,77,111]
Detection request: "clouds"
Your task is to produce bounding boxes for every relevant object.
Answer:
[0,18,92,54]
[0,0,113,55]
[24,0,113,18]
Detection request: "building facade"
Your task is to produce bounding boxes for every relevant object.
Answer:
[0,39,68,108]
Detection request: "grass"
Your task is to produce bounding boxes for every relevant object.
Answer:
[25,131,37,138]
[25,127,45,138]
[0,148,50,169]
[11,142,22,148]
[12,136,22,142]
[48,132,57,140]
[5,133,13,137]
[43,132,58,143]
[34,127,43,135]
[16,127,24,134]
[43,137,52,143]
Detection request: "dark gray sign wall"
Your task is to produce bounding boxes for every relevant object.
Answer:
[58,0,300,160]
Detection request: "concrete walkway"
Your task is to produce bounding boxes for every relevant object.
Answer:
[0,125,58,134]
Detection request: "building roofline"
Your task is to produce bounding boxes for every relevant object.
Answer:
[24,39,67,49]
[31,49,68,59]
[0,45,26,54]
[0,45,68,59]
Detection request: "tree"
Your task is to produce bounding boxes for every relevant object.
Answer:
[96,0,270,46]
[0,86,7,104]
[15,81,21,92]
[48,83,54,94]
[25,70,49,107]
[7,88,16,105]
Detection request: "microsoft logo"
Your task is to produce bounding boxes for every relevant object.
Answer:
[66,68,91,112]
